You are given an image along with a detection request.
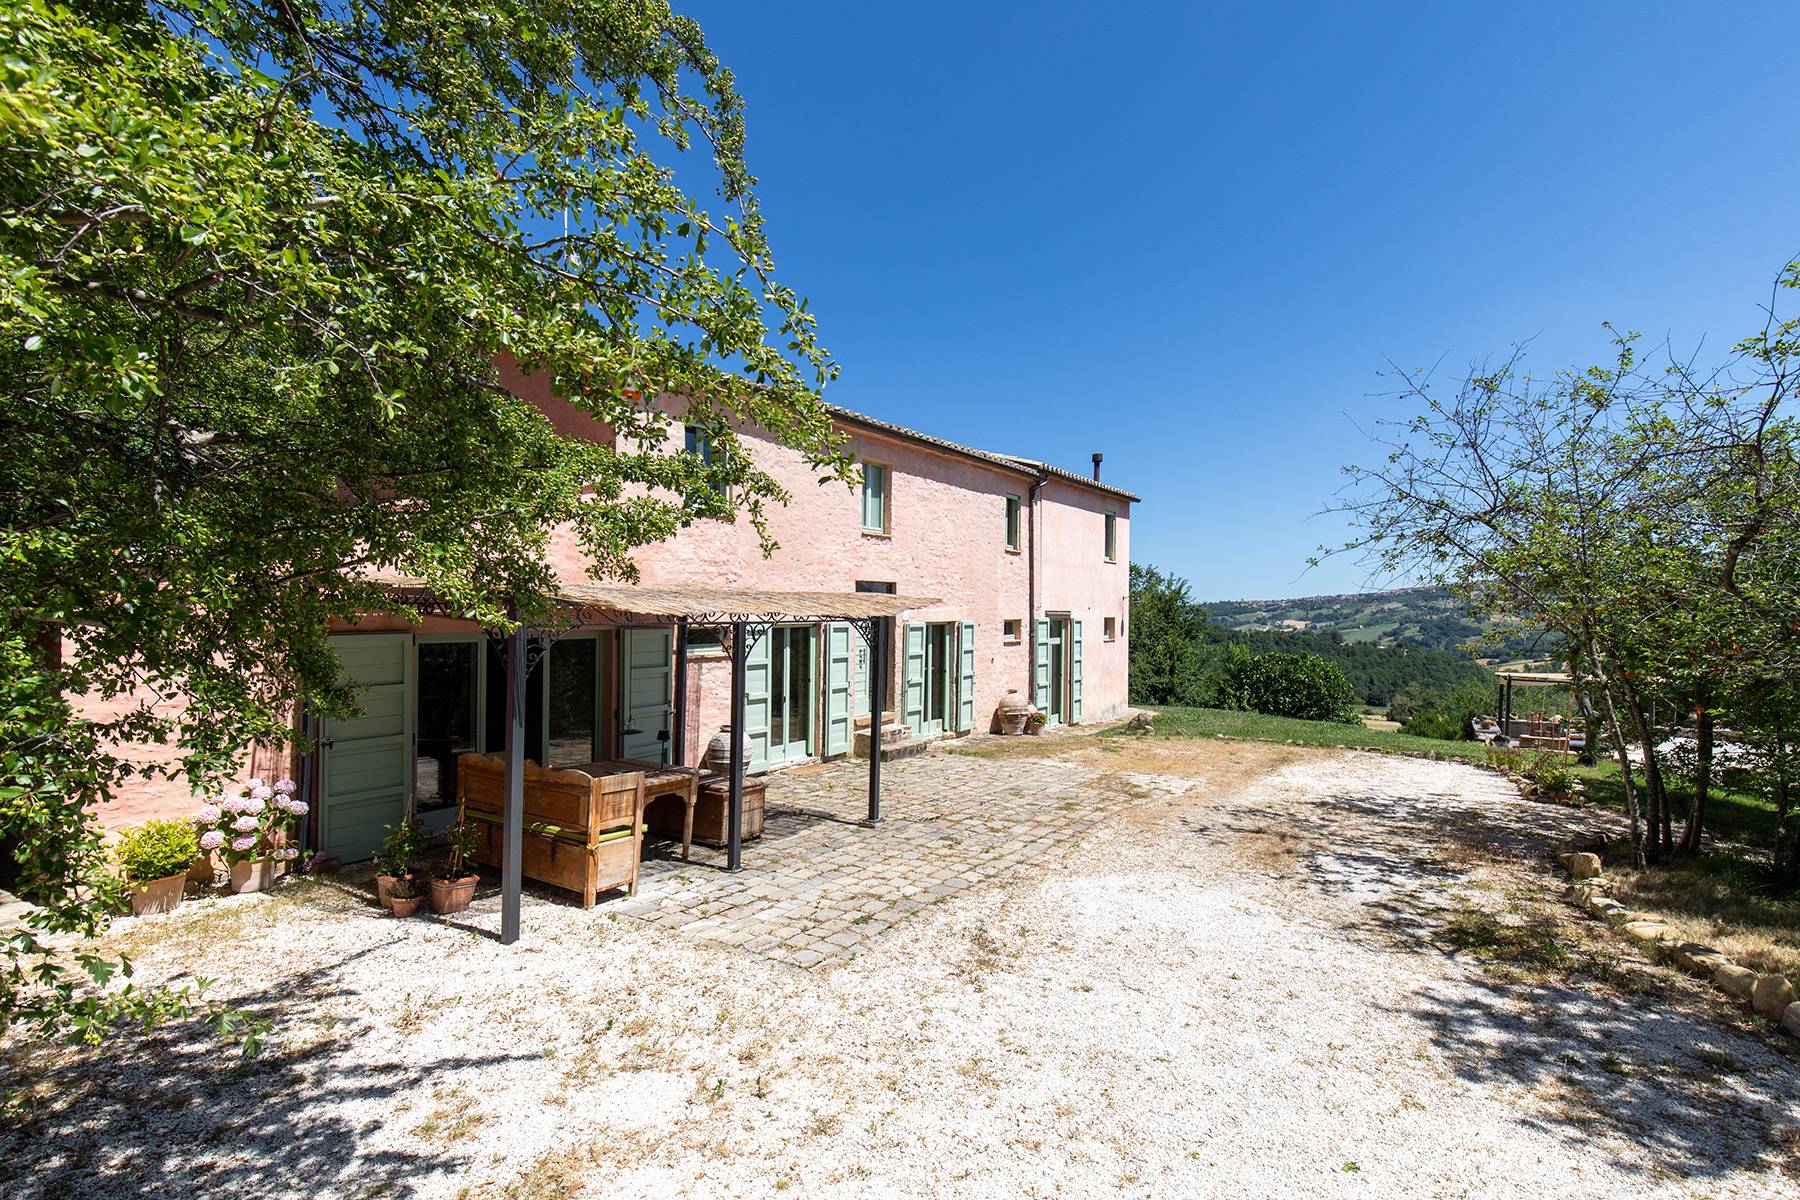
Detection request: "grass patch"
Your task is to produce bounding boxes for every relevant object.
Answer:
[1438,906,1572,970]
[1113,706,1500,763]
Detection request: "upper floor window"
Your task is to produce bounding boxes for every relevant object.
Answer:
[1103,616,1117,642]
[1005,494,1022,550]
[861,462,889,532]
[684,425,728,496]
[1104,512,1118,561]
[1003,618,1023,644]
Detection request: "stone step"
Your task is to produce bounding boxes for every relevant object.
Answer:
[852,729,931,762]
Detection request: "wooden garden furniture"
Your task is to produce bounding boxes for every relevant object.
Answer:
[458,754,645,908]
[577,758,702,861]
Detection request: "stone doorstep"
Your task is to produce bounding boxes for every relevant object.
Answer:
[1558,866,1799,1042]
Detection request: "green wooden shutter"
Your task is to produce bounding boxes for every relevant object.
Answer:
[825,622,853,756]
[744,629,773,772]
[620,628,672,763]
[1070,619,1084,724]
[321,634,413,863]
[957,621,976,731]
[902,622,926,736]
[1033,619,1051,711]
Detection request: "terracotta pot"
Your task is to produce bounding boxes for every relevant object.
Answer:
[228,857,282,894]
[428,874,479,915]
[127,872,186,917]
[187,852,218,886]
[375,873,412,910]
[388,894,424,918]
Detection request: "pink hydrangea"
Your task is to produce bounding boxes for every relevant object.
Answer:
[220,794,246,814]
[274,779,297,795]
[199,830,225,851]
[246,778,265,790]
[232,815,259,833]
[249,784,273,802]
[283,798,309,816]
[194,803,222,824]
[242,795,266,815]
[275,847,300,861]
[230,835,257,853]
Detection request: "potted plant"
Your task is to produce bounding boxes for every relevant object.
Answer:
[1024,710,1048,735]
[386,873,424,918]
[429,819,482,914]
[374,818,424,910]
[193,778,305,894]
[115,819,200,916]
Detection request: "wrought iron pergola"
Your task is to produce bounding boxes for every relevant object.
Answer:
[367,578,937,945]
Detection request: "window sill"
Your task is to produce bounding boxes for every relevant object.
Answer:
[860,528,892,540]
[1004,546,1022,555]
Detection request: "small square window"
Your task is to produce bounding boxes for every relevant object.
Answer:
[1003,618,1022,644]
[1104,512,1118,562]
[1004,494,1022,550]
[1103,617,1117,642]
[861,462,889,532]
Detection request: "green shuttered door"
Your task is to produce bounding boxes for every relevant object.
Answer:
[1070,619,1084,724]
[321,634,412,863]
[902,622,926,736]
[1033,619,1051,712]
[744,629,773,772]
[957,621,976,732]
[825,622,853,756]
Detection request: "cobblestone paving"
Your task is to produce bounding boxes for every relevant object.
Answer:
[612,747,1105,967]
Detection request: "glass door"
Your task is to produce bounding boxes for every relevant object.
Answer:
[1046,619,1067,725]
[768,624,815,764]
[415,639,480,828]
[923,623,954,734]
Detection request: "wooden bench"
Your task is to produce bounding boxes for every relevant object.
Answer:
[457,753,645,908]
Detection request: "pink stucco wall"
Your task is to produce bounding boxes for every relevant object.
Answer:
[544,395,1134,756]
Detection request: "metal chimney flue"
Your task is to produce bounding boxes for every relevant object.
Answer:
[1091,452,1103,481]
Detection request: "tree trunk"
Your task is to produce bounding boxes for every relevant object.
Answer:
[1682,696,1713,855]
[1775,729,1796,883]
[1586,635,1645,868]
[1621,681,1669,862]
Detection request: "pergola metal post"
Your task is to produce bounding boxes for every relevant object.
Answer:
[500,621,527,945]
[672,617,689,767]
[727,619,747,872]
[867,617,888,823]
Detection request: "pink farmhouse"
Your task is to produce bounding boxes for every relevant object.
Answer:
[92,368,1135,865]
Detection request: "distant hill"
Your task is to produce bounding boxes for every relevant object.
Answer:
[1204,586,1544,658]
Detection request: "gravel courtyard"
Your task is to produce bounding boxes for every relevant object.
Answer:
[5,736,1798,1199]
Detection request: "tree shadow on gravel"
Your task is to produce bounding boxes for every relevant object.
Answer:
[1277,772,1799,1182]
[1393,975,1800,1183]
[0,943,540,1200]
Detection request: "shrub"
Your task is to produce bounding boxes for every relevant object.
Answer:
[1398,678,1495,742]
[376,819,425,878]
[114,819,199,884]
[193,778,305,866]
[1218,649,1359,724]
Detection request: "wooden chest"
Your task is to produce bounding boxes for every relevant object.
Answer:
[690,774,766,847]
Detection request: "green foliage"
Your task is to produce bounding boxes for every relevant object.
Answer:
[1218,649,1359,724]
[1205,586,1546,659]
[440,819,480,881]
[1396,677,1495,741]
[2,0,843,1044]
[1126,564,1210,707]
[375,819,425,879]
[112,819,199,884]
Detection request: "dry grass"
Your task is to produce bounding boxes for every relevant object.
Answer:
[1607,866,1800,987]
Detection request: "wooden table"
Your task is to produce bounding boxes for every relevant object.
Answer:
[573,759,702,861]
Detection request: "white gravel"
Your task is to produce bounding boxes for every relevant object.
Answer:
[5,748,1797,1198]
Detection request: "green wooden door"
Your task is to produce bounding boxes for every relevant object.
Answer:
[1070,618,1084,724]
[320,634,412,863]
[956,621,976,732]
[620,627,672,763]
[825,622,854,757]
[902,622,926,736]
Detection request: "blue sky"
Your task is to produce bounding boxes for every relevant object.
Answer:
[682,2,1799,601]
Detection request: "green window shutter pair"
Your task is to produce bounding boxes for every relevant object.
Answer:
[902,622,926,736]
[825,623,854,756]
